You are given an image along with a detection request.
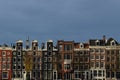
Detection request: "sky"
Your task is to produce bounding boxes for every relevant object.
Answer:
[0,0,120,45]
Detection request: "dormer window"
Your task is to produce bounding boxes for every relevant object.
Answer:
[111,40,115,46]
[80,43,84,48]
[96,40,99,46]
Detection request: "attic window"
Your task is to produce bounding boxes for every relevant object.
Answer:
[81,45,83,48]
[111,40,115,46]
[96,40,99,46]
[80,43,84,48]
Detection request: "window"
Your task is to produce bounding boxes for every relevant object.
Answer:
[96,55,99,59]
[64,73,70,79]
[107,57,110,62]
[17,58,21,62]
[94,70,97,76]
[80,51,83,55]
[58,73,62,79]
[44,57,47,62]
[101,55,104,60]
[13,65,16,69]
[79,65,83,69]
[17,65,21,69]
[90,49,94,53]
[74,65,79,70]
[100,49,104,53]
[48,57,52,62]
[90,55,94,59]
[38,57,40,62]
[85,57,89,62]
[6,64,10,69]
[17,52,21,56]
[74,57,79,62]
[107,51,110,55]
[7,57,11,62]
[44,64,47,70]
[84,65,89,69]
[2,64,6,69]
[111,41,115,46]
[48,52,52,56]
[33,47,36,50]
[33,64,36,69]
[23,66,25,69]
[33,52,36,55]
[37,71,40,78]
[111,56,115,61]
[80,44,84,48]
[2,51,6,56]
[64,54,71,59]
[95,49,99,53]
[13,72,16,78]
[48,44,52,50]
[48,71,52,79]
[13,57,16,62]
[96,62,99,67]
[100,62,104,67]
[96,41,99,45]
[54,72,57,79]
[91,62,94,67]
[98,70,102,76]
[13,52,16,55]
[64,44,72,51]
[80,58,83,62]
[2,72,8,79]
[2,57,6,62]
[107,72,110,78]
[106,65,110,69]
[112,64,115,68]
[58,64,62,70]
[33,57,36,62]
[112,72,114,78]
[111,50,114,55]
[48,63,52,70]
[64,64,70,70]
[37,64,40,69]
[17,72,21,78]
[44,72,47,79]
[7,52,10,55]
[74,72,80,79]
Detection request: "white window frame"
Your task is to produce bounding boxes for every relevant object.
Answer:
[90,48,95,54]
[90,55,95,60]
[2,51,6,56]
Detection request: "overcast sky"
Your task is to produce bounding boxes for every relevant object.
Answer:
[0,0,120,45]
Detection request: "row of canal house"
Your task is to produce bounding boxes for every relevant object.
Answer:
[0,36,120,80]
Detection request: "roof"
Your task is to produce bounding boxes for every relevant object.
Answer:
[106,37,119,45]
[89,39,106,46]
